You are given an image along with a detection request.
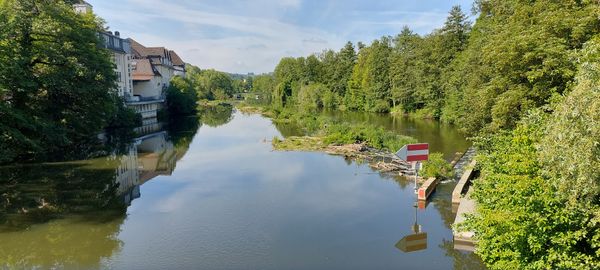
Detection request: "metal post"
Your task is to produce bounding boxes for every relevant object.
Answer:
[414,161,420,194]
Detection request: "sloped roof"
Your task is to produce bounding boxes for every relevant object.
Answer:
[132,59,161,81]
[169,50,185,66]
[129,38,147,59]
[145,47,169,58]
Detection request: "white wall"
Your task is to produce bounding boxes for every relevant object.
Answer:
[155,65,174,89]
[133,77,162,98]
[114,52,133,98]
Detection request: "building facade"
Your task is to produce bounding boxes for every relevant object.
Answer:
[99,31,134,99]
[74,2,187,120]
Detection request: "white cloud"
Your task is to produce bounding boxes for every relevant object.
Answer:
[90,0,467,74]
[93,0,340,73]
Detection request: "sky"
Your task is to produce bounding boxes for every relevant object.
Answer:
[90,0,473,74]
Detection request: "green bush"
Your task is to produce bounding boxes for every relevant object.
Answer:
[166,77,199,116]
[323,123,415,151]
[108,100,142,128]
[420,153,453,179]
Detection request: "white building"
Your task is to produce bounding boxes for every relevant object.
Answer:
[99,31,134,98]
[128,39,187,119]
[74,2,187,120]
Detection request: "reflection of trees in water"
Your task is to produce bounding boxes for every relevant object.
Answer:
[0,217,123,269]
[168,115,201,166]
[199,103,234,127]
[429,182,460,228]
[440,239,487,270]
[0,163,126,269]
[272,120,305,138]
[0,116,202,269]
[0,163,126,232]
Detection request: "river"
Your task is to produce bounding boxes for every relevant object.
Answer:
[0,105,486,269]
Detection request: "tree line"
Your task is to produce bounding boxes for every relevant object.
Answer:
[258,1,598,136]
[255,1,600,268]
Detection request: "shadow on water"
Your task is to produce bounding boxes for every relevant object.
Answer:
[0,115,201,269]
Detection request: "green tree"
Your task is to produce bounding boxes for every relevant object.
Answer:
[0,0,121,163]
[166,76,198,116]
[389,26,421,111]
[447,0,599,134]
[189,69,235,100]
[465,37,600,269]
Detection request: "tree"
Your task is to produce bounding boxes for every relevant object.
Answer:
[166,76,198,116]
[389,26,421,110]
[447,0,599,134]
[332,42,356,97]
[0,0,122,163]
[465,36,600,270]
[188,69,235,100]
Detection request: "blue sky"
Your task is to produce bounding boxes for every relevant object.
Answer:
[90,0,473,74]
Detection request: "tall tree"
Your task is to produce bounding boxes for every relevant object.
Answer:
[389,26,421,110]
[0,0,120,163]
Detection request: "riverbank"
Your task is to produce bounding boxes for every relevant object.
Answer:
[238,104,455,181]
[273,136,416,177]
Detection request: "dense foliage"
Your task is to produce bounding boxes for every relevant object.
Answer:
[262,1,599,135]
[464,36,600,269]
[165,76,198,116]
[268,108,416,152]
[421,153,454,179]
[186,64,251,101]
[0,0,135,164]
[258,1,600,269]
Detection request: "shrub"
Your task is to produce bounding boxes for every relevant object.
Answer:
[420,153,454,179]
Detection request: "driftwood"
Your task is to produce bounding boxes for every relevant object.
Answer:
[324,143,414,176]
[273,137,419,178]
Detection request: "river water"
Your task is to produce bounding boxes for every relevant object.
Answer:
[0,105,485,269]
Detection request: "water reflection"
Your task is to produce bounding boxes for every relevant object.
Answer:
[198,103,234,127]
[0,116,200,269]
[0,109,486,269]
[322,110,471,160]
[396,200,428,253]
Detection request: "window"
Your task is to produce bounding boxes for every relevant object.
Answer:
[116,72,122,82]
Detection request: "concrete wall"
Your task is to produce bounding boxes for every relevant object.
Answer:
[133,77,162,98]
[174,66,186,78]
[156,65,174,88]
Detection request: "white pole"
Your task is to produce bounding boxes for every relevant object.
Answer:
[414,161,419,194]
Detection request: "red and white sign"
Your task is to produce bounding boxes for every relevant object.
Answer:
[395,143,429,162]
